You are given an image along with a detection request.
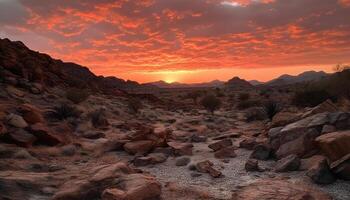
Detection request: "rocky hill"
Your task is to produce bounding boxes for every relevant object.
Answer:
[0,38,154,94]
[225,76,254,90]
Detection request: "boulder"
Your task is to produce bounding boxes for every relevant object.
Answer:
[271,112,300,128]
[300,155,327,171]
[208,138,232,151]
[102,174,161,200]
[275,128,320,159]
[175,156,191,166]
[315,130,350,162]
[53,163,161,200]
[6,130,36,147]
[250,144,271,160]
[28,123,63,146]
[123,140,154,155]
[302,100,338,118]
[239,138,258,150]
[19,104,44,124]
[214,146,237,159]
[0,122,7,136]
[133,153,167,166]
[231,179,332,200]
[195,160,222,178]
[167,142,193,156]
[6,113,28,128]
[245,159,262,172]
[275,154,300,172]
[321,125,336,134]
[306,157,336,184]
[191,134,207,143]
[330,153,350,181]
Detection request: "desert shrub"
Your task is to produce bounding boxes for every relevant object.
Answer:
[324,69,350,99]
[292,88,334,107]
[238,93,250,101]
[237,100,261,110]
[49,104,80,120]
[201,94,221,114]
[186,90,202,104]
[262,101,281,120]
[245,107,267,122]
[128,98,142,113]
[66,88,90,104]
[90,109,109,128]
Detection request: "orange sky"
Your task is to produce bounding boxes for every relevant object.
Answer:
[0,0,349,83]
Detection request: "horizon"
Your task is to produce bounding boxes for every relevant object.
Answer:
[1,0,349,83]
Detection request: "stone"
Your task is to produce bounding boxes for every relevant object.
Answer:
[275,128,320,159]
[6,113,28,128]
[330,153,350,181]
[231,179,332,200]
[315,130,350,162]
[321,125,336,134]
[208,138,232,151]
[191,134,207,143]
[195,160,222,178]
[212,133,240,140]
[82,131,105,139]
[175,156,191,166]
[0,122,7,135]
[6,129,36,147]
[133,156,153,166]
[13,149,35,159]
[19,104,44,124]
[123,140,154,155]
[6,86,25,97]
[306,157,336,184]
[61,145,76,156]
[300,155,327,171]
[245,159,262,172]
[239,138,258,150]
[250,144,271,160]
[28,123,62,146]
[302,100,338,118]
[275,154,300,172]
[214,146,237,159]
[167,142,193,156]
[152,147,174,156]
[134,153,168,166]
[271,112,300,128]
[53,163,161,200]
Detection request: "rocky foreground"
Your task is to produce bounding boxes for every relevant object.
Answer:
[0,38,349,200]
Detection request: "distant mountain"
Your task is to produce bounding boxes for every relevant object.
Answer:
[249,80,264,85]
[266,71,329,86]
[225,77,254,89]
[148,80,225,88]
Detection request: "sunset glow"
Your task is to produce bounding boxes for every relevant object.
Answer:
[1,0,350,83]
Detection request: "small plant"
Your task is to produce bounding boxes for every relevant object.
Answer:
[128,98,142,114]
[238,93,250,101]
[200,94,221,114]
[292,88,334,107]
[237,100,261,110]
[262,101,281,120]
[90,109,109,128]
[187,91,202,104]
[49,104,80,120]
[66,88,90,104]
[245,107,266,122]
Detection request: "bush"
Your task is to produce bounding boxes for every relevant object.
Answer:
[49,104,81,120]
[66,88,90,104]
[90,109,109,128]
[237,100,261,110]
[292,88,334,107]
[238,93,250,101]
[262,101,281,120]
[245,107,267,122]
[128,98,142,114]
[200,94,221,114]
[186,90,202,104]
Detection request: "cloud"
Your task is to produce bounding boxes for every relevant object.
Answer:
[0,0,349,82]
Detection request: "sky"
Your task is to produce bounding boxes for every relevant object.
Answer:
[1,0,350,83]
